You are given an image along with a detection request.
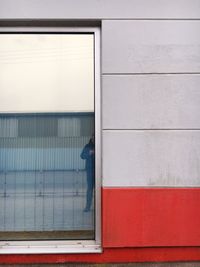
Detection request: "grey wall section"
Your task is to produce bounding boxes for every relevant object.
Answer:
[102,20,200,74]
[103,75,200,129]
[0,0,200,19]
[103,131,200,187]
[101,20,200,186]
[0,0,200,187]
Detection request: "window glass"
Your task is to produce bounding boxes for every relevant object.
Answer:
[0,34,95,240]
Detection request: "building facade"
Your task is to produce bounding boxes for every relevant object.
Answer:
[0,0,200,263]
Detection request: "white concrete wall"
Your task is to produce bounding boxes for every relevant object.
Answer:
[0,0,200,187]
[0,0,200,19]
[102,19,200,186]
[102,21,200,74]
[103,131,200,186]
[103,75,200,129]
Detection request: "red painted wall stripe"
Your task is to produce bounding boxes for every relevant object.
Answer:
[1,248,200,264]
[1,187,200,264]
[103,188,200,247]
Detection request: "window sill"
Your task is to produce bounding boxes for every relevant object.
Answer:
[0,241,102,254]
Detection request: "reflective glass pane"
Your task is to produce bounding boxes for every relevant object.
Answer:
[0,34,95,240]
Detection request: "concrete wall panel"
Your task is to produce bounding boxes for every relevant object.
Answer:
[0,0,200,19]
[103,74,200,129]
[102,20,200,73]
[103,130,200,186]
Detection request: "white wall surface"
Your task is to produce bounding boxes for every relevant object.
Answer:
[100,17,200,186]
[103,131,200,186]
[103,75,200,129]
[0,0,200,19]
[102,20,200,73]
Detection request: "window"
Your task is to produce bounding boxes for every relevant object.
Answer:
[0,28,101,253]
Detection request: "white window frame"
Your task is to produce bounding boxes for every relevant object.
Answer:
[0,27,101,254]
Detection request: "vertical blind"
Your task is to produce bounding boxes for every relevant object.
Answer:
[0,113,95,238]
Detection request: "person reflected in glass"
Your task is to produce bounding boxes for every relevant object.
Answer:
[80,135,95,212]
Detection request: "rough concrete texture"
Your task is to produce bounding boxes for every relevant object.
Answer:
[0,263,200,267]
